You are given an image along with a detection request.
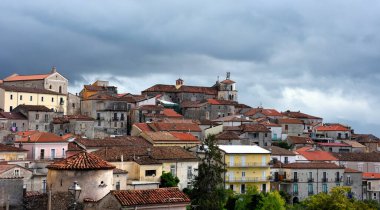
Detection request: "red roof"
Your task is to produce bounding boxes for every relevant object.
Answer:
[278,118,303,124]
[4,74,50,81]
[169,132,199,141]
[15,131,67,143]
[0,112,27,120]
[244,108,282,117]
[296,147,337,161]
[363,172,380,179]
[47,152,115,170]
[149,122,201,132]
[134,123,154,132]
[111,188,190,207]
[316,124,350,132]
[0,144,27,152]
[163,109,183,118]
[220,79,236,84]
[281,110,322,120]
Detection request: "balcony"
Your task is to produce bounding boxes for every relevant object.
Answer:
[226,162,269,168]
[335,177,342,182]
[308,178,314,183]
[292,178,299,183]
[96,117,104,121]
[112,117,119,121]
[226,177,269,183]
[322,178,328,182]
[308,191,314,196]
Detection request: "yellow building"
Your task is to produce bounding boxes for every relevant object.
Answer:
[218,145,271,193]
[0,85,67,114]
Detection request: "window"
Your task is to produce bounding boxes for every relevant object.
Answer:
[10,94,13,100]
[72,103,75,108]
[170,165,176,176]
[262,184,267,192]
[42,180,47,193]
[293,184,298,194]
[322,184,328,193]
[30,96,33,101]
[20,95,23,100]
[41,96,44,102]
[145,170,156,177]
[265,133,268,137]
[230,184,234,190]
[308,183,313,194]
[45,114,49,122]
[114,122,117,127]
[98,121,101,126]
[36,125,39,130]
[284,157,289,164]
[285,124,289,131]
[369,182,372,190]
[49,85,52,89]
[187,166,192,179]
[116,181,120,190]
[308,172,313,181]
[51,97,54,102]
[59,86,62,93]
[36,114,39,120]
[242,171,246,177]
[14,169,20,177]
[9,106,13,112]
[51,149,56,159]
[346,176,351,185]
[241,184,246,193]
[374,192,377,200]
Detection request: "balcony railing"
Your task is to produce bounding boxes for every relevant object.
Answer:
[345,180,353,186]
[226,162,269,167]
[292,178,299,183]
[308,191,314,196]
[335,177,342,182]
[308,178,314,183]
[322,178,328,182]
[112,117,119,121]
[226,177,269,183]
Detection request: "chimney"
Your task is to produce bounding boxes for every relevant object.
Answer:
[51,66,57,73]
[175,78,184,89]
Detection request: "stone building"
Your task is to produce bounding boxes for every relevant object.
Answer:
[46,152,116,202]
[52,115,95,138]
[0,177,24,209]
[12,105,63,132]
[0,112,28,142]
[181,99,237,121]
[2,67,68,94]
[344,168,363,200]
[67,93,81,115]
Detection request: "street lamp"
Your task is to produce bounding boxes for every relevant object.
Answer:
[68,181,82,210]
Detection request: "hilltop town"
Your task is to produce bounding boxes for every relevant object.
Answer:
[0,68,379,209]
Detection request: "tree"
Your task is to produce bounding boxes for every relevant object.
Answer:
[301,186,378,210]
[258,191,286,210]
[274,141,292,150]
[190,135,227,210]
[160,171,180,187]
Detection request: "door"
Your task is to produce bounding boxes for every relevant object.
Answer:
[40,149,45,160]
[51,149,56,159]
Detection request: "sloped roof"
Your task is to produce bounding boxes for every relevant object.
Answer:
[318,142,351,147]
[212,115,252,122]
[363,172,380,179]
[15,132,67,143]
[163,109,183,118]
[345,168,362,173]
[4,73,50,81]
[287,136,314,145]
[353,134,380,143]
[296,147,337,161]
[47,152,115,170]
[315,124,350,132]
[148,122,201,132]
[282,162,343,169]
[133,123,154,132]
[264,146,295,156]
[111,188,190,207]
[281,110,322,119]
[332,152,380,162]
[76,137,151,148]
[207,99,237,105]
[215,131,241,140]
[220,79,235,84]
[0,112,27,120]
[92,146,198,162]
[278,118,303,124]
[14,105,52,112]
[143,84,217,95]
[0,144,27,152]
[242,124,270,133]
[0,85,65,95]
[341,140,366,148]
[244,108,282,117]
[169,132,199,141]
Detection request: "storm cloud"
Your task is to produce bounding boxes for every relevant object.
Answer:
[1,0,380,135]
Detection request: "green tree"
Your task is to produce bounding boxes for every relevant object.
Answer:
[274,141,292,150]
[160,171,179,187]
[191,135,227,210]
[258,191,286,210]
[301,186,378,210]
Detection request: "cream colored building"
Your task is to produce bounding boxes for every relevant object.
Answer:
[0,85,67,114]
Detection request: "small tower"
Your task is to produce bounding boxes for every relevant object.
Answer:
[176,78,184,89]
[217,72,237,101]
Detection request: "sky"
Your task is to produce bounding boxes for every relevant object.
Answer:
[1,0,380,135]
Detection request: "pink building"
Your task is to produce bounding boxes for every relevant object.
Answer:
[15,131,68,160]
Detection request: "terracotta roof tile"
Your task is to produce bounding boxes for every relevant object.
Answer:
[296,147,337,161]
[244,108,283,117]
[242,124,270,133]
[344,168,362,173]
[14,105,53,112]
[363,172,380,179]
[180,100,204,108]
[220,79,235,84]
[169,132,199,142]
[0,112,27,120]
[287,136,314,145]
[134,123,154,132]
[4,74,50,81]
[0,144,28,152]
[332,152,380,162]
[149,122,201,132]
[215,131,241,140]
[264,146,295,156]
[318,142,351,147]
[341,140,366,148]
[16,131,67,143]
[277,118,303,124]
[111,188,190,206]
[315,124,350,132]
[47,152,115,170]
[163,109,183,118]
[113,168,128,174]
[76,137,152,148]
[281,110,322,119]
